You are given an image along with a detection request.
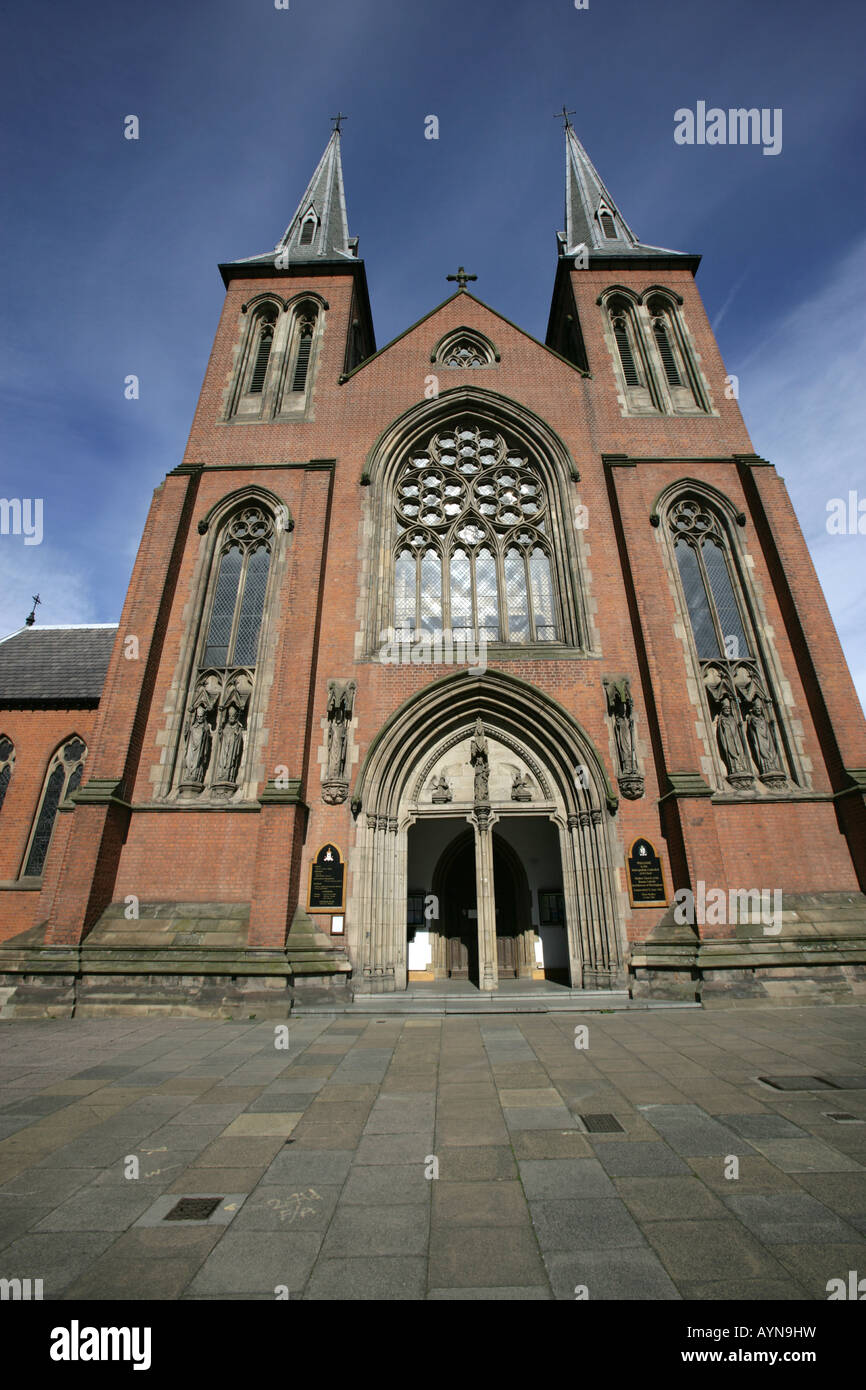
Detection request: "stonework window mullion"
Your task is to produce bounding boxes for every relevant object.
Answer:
[390,421,568,648]
[178,504,275,801]
[669,496,790,791]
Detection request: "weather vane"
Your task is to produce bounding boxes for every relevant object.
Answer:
[330,112,348,133]
[25,594,41,627]
[555,106,576,130]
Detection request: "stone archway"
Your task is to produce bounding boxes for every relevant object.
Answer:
[349,669,625,993]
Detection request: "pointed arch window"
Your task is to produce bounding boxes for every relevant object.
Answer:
[668,497,790,790]
[652,316,681,387]
[22,737,86,878]
[647,295,709,414]
[247,310,277,395]
[0,736,14,815]
[612,311,640,386]
[290,313,315,392]
[392,424,562,645]
[178,504,277,798]
[299,215,317,246]
[602,290,710,416]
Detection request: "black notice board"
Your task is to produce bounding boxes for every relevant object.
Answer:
[308,843,345,912]
[627,837,668,907]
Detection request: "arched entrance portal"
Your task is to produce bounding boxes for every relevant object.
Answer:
[428,829,534,984]
[350,669,625,994]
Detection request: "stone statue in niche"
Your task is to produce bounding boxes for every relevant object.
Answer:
[511,770,533,802]
[603,676,644,800]
[470,717,490,805]
[431,774,452,804]
[322,679,356,805]
[182,704,212,787]
[214,704,245,789]
[746,697,784,780]
[716,696,752,783]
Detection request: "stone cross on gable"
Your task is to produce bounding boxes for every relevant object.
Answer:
[447,266,477,293]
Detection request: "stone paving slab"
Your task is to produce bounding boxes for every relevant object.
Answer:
[0,1004,865,1299]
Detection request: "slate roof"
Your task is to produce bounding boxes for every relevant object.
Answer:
[0,625,117,703]
[222,127,359,275]
[560,123,697,263]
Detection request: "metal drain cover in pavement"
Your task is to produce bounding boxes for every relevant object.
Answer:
[579,1113,625,1133]
[758,1075,835,1091]
[164,1197,223,1222]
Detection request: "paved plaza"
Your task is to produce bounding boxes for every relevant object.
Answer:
[0,1004,865,1301]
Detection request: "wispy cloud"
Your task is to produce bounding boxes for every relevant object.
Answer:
[738,236,866,712]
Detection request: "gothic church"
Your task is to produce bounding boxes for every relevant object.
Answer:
[1,120,864,1015]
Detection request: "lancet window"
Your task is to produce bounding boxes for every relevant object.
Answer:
[22,737,86,877]
[668,496,791,790]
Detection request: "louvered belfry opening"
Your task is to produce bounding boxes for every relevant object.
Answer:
[600,210,616,238]
[299,217,315,246]
[290,310,317,393]
[652,314,682,387]
[249,316,275,394]
[612,312,640,386]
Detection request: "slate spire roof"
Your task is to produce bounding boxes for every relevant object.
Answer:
[559,119,692,261]
[224,127,358,273]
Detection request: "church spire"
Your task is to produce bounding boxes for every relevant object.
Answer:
[274,123,357,262]
[558,118,691,262]
[222,123,358,276]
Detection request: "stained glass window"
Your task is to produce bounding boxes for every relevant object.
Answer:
[23,738,86,878]
[0,736,12,815]
[202,511,273,670]
[391,423,560,644]
[669,496,787,787]
[675,541,720,659]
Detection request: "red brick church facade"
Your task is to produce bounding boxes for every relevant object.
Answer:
[1,122,864,1015]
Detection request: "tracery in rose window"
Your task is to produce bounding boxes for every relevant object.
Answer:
[393,423,559,643]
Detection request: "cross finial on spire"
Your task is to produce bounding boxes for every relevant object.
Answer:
[330,111,348,133]
[555,106,576,130]
[446,265,477,292]
[25,594,41,627]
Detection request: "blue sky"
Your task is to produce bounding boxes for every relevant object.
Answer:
[1,0,864,706]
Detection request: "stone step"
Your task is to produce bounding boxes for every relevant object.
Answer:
[293,990,700,1016]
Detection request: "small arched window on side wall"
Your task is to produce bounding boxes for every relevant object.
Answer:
[647,296,709,414]
[177,503,279,800]
[0,735,14,815]
[666,494,792,792]
[22,737,86,878]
